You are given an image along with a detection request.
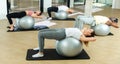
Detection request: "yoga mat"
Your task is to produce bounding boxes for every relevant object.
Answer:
[52,17,75,21]
[95,32,114,36]
[26,49,90,60]
[107,32,114,36]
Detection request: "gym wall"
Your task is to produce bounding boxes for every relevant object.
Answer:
[0,0,7,20]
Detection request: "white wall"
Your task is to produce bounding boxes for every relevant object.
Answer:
[84,0,93,17]
[97,0,112,5]
[106,0,112,5]
[0,0,7,20]
[70,0,74,7]
[44,0,52,12]
[112,0,120,9]
[10,0,15,9]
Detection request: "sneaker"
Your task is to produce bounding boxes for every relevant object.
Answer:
[47,17,52,20]
[33,47,39,51]
[32,53,44,58]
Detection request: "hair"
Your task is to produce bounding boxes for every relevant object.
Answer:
[83,31,95,47]
[39,12,43,15]
[86,31,95,37]
[34,11,42,16]
[109,17,118,23]
[84,41,89,46]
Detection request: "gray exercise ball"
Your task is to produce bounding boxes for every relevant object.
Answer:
[94,24,110,36]
[15,18,21,28]
[56,38,83,57]
[55,10,68,20]
[19,16,35,29]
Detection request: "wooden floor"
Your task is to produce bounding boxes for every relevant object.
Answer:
[0,7,120,64]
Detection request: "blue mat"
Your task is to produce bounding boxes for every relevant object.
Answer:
[7,26,49,32]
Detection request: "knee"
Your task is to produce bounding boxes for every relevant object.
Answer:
[47,7,51,12]
[6,14,9,17]
[75,16,81,21]
[38,31,43,37]
[6,14,10,18]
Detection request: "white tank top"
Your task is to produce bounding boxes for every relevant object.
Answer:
[65,28,82,40]
[58,5,69,11]
[94,15,109,25]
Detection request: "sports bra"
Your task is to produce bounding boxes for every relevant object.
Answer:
[27,11,34,16]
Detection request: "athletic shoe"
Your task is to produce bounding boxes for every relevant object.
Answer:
[33,47,39,51]
[32,53,44,58]
[47,17,52,20]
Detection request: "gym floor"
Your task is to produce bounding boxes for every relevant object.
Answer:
[0,7,120,64]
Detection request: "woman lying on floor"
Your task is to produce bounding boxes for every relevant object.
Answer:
[6,10,43,32]
[32,27,96,58]
[74,15,119,29]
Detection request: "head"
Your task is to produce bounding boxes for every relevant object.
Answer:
[34,11,42,16]
[83,28,95,37]
[108,17,119,28]
[109,17,118,23]
[67,9,74,14]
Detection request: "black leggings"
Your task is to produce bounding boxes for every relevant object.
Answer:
[6,11,26,24]
[47,6,58,17]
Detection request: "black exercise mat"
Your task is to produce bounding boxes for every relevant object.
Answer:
[52,17,75,21]
[26,49,90,60]
[95,32,114,36]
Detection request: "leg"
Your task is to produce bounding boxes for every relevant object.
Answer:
[6,11,26,25]
[74,15,96,30]
[47,6,58,17]
[32,28,66,58]
[6,14,14,31]
[6,11,26,31]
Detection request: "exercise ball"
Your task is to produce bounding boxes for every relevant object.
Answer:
[56,38,83,57]
[19,16,35,29]
[94,24,110,36]
[15,18,20,28]
[13,18,21,31]
[55,10,68,20]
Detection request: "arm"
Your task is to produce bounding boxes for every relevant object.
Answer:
[106,20,119,28]
[31,14,43,18]
[111,23,119,28]
[80,35,96,46]
[80,35,96,42]
[66,9,74,14]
